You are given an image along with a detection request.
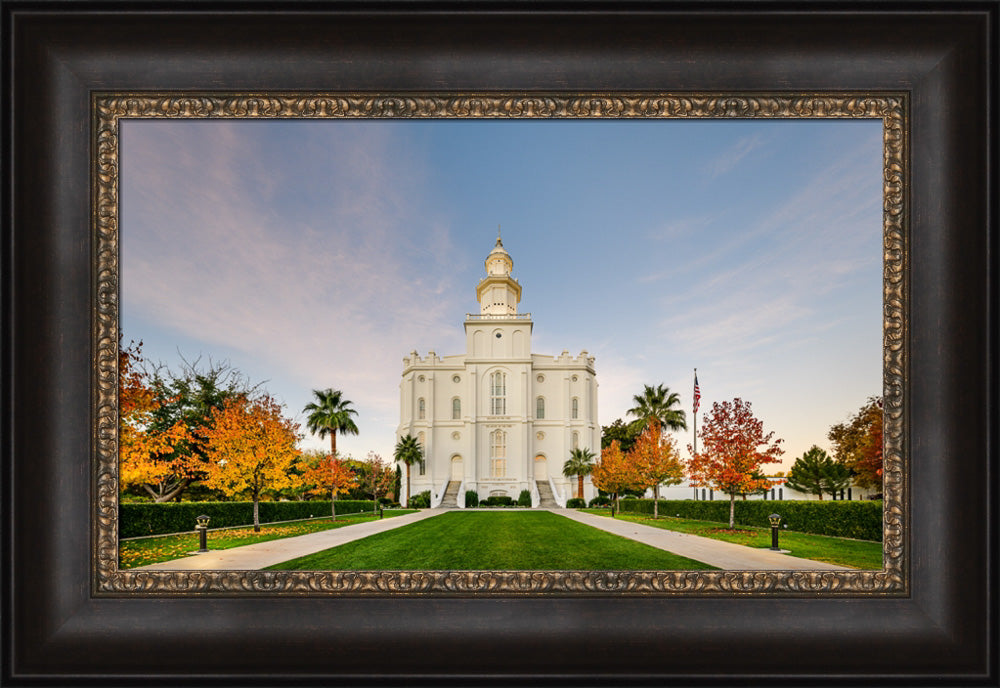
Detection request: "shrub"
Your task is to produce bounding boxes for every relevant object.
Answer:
[615,499,883,541]
[566,497,586,508]
[408,491,431,509]
[517,489,532,507]
[464,490,480,508]
[588,495,612,508]
[119,499,376,538]
[481,496,514,507]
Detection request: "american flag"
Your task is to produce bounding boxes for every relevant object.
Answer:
[693,371,701,414]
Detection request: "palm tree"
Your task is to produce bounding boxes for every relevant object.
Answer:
[563,448,596,500]
[393,434,424,507]
[627,383,687,434]
[303,388,359,460]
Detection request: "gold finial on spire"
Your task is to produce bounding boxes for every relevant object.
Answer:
[497,224,502,246]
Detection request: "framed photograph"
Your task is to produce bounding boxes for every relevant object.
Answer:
[4,3,994,684]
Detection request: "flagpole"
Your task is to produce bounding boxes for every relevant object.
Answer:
[692,367,699,501]
[693,368,698,456]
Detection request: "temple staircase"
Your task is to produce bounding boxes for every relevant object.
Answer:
[535,480,560,508]
[439,481,461,508]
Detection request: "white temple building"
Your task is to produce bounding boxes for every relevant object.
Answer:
[396,234,598,508]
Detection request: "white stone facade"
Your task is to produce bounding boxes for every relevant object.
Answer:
[397,236,598,507]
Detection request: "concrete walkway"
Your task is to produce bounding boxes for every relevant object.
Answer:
[556,509,850,570]
[134,508,850,572]
[135,509,443,571]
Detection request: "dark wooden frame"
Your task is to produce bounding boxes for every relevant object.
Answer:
[3,3,995,684]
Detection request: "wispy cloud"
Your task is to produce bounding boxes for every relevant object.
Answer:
[121,121,462,455]
[702,133,765,178]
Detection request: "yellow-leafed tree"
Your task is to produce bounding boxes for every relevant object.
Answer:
[119,340,192,494]
[201,394,302,531]
[627,419,685,519]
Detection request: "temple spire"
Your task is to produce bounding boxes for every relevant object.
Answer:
[478,232,520,315]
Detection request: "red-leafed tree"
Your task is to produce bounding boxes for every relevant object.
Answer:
[362,452,396,511]
[299,452,359,520]
[686,398,784,528]
[627,419,685,519]
[591,440,642,514]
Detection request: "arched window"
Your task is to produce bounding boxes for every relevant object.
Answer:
[536,397,545,419]
[418,397,426,420]
[490,371,506,415]
[452,397,461,420]
[490,430,506,478]
[572,431,579,450]
[571,397,579,419]
[417,432,426,475]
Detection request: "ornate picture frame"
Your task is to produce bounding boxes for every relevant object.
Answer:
[95,92,907,597]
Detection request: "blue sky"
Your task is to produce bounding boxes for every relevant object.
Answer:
[121,117,883,470]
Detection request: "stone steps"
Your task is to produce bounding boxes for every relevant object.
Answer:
[439,480,461,508]
[535,480,560,508]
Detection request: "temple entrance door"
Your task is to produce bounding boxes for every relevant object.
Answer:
[534,455,547,480]
[451,456,463,481]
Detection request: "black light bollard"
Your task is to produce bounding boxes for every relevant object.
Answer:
[768,513,781,551]
[379,505,384,519]
[196,514,211,553]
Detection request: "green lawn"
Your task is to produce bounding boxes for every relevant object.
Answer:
[266,510,718,570]
[582,510,883,569]
[120,510,415,568]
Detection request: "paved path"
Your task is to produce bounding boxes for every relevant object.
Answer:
[135,509,442,571]
[135,508,849,572]
[555,509,850,570]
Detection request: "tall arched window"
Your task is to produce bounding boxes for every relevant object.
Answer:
[536,397,545,419]
[417,432,426,475]
[418,398,426,420]
[452,397,461,420]
[490,371,506,415]
[571,397,579,419]
[490,430,506,477]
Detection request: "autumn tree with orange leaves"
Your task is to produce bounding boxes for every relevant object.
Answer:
[686,398,784,529]
[119,340,193,499]
[298,451,358,520]
[591,440,642,515]
[201,394,302,531]
[628,419,685,519]
[828,396,884,492]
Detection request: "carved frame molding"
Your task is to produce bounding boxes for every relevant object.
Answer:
[93,92,907,596]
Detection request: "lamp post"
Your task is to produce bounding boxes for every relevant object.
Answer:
[195,514,211,553]
[768,513,781,551]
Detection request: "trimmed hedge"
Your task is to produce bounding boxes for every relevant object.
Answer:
[517,489,532,507]
[464,490,480,508]
[120,500,377,538]
[480,496,515,507]
[616,499,883,542]
[566,497,586,508]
